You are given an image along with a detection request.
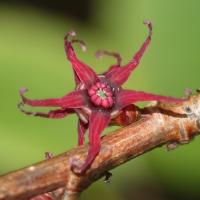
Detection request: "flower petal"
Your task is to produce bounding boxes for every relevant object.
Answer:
[64,31,99,88]
[104,65,120,77]
[18,103,73,119]
[95,50,122,66]
[78,120,88,146]
[61,90,87,108]
[108,21,152,86]
[73,111,110,174]
[19,88,86,109]
[71,39,87,85]
[95,50,122,77]
[117,89,185,110]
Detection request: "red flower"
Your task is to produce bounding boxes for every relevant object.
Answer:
[19,21,184,174]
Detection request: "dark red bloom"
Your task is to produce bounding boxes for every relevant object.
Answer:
[18,21,184,174]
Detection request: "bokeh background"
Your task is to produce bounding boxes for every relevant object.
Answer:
[0,0,200,199]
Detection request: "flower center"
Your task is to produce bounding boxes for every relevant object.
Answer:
[97,89,107,99]
[88,82,114,108]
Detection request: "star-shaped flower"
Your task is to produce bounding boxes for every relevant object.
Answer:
[19,21,184,174]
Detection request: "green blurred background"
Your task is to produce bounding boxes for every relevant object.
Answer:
[0,0,200,199]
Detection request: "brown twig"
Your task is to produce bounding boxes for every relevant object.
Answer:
[0,93,200,200]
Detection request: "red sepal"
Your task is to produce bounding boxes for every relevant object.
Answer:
[20,88,86,109]
[64,31,99,88]
[107,21,152,86]
[73,111,110,174]
[117,89,185,110]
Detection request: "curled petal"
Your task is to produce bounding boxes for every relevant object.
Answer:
[117,89,185,110]
[108,21,152,86]
[72,111,110,174]
[72,39,87,52]
[95,50,122,77]
[20,88,63,107]
[95,50,122,66]
[64,31,99,88]
[18,103,73,119]
[19,88,86,109]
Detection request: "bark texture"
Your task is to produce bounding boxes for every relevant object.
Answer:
[0,93,200,200]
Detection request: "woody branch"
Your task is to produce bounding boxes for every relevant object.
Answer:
[0,92,200,200]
